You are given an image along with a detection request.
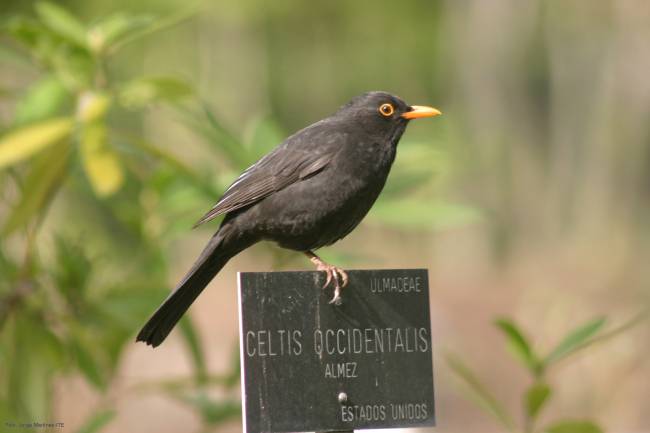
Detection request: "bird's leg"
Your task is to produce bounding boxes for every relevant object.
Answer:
[305,251,349,305]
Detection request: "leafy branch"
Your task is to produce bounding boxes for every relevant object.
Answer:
[0,3,240,433]
[447,312,647,433]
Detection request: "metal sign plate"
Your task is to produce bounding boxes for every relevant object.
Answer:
[238,269,435,433]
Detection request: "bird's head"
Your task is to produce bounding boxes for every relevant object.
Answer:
[334,91,441,139]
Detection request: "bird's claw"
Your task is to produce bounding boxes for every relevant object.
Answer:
[306,251,349,305]
[314,263,348,305]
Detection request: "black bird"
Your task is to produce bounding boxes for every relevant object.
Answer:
[137,91,441,347]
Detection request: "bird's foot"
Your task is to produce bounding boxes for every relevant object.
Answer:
[305,251,349,305]
[318,264,348,305]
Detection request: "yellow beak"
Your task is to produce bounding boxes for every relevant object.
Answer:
[401,105,442,120]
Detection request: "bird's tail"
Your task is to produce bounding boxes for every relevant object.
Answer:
[136,226,252,347]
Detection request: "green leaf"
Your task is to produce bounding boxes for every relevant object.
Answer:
[14,75,70,126]
[22,358,51,420]
[28,317,67,371]
[202,104,251,167]
[0,249,18,298]
[177,104,251,168]
[88,14,154,53]
[3,140,71,235]
[69,331,107,390]
[179,316,208,384]
[445,353,515,430]
[0,117,74,169]
[4,16,52,54]
[383,142,447,197]
[495,318,540,375]
[51,45,95,90]
[369,198,481,230]
[119,77,193,108]
[225,345,241,389]
[544,317,606,365]
[545,420,603,433]
[107,5,201,53]
[94,284,167,330]
[80,122,124,197]
[34,1,88,48]
[525,382,552,420]
[74,409,116,433]
[53,236,92,302]
[244,115,284,159]
[381,170,435,197]
[176,394,240,426]
[0,401,10,428]
[123,133,217,197]
[570,310,648,351]
[77,91,111,123]
[12,315,55,419]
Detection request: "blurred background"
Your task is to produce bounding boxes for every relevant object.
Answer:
[1,1,649,432]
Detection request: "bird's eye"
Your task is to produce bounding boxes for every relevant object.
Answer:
[379,103,394,117]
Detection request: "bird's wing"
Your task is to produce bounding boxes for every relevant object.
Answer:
[194,126,342,227]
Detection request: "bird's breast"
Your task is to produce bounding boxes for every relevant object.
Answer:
[235,138,397,251]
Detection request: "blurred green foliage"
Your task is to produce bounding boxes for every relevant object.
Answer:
[447,311,648,433]
[0,2,241,431]
[0,2,462,431]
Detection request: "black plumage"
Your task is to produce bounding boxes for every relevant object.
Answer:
[137,91,440,347]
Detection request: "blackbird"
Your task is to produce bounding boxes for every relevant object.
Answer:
[137,91,441,347]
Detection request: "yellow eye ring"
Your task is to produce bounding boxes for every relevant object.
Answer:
[379,103,394,117]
